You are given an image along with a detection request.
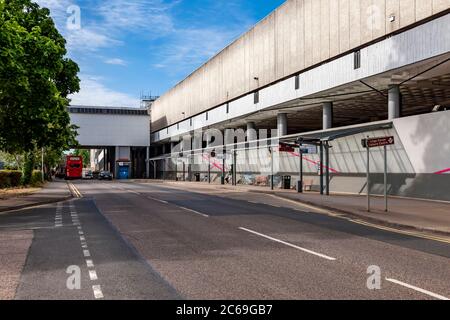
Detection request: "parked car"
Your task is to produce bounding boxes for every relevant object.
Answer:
[84,170,94,179]
[98,171,113,181]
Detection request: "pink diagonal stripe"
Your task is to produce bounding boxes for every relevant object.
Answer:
[434,168,450,175]
[288,152,340,174]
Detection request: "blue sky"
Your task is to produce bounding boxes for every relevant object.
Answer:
[35,0,286,107]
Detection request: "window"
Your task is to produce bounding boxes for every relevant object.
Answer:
[226,103,229,114]
[177,123,179,130]
[206,112,209,121]
[190,118,193,127]
[354,50,361,69]
[254,91,259,104]
[295,75,300,90]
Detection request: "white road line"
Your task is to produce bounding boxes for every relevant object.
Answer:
[83,250,91,257]
[147,196,169,204]
[386,278,449,300]
[81,244,88,249]
[79,231,84,235]
[239,227,336,261]
[86,260,94,268]
[92,285,104,299]
[178,206,209,218]
[89,270,98,281]
[80,236,86,241]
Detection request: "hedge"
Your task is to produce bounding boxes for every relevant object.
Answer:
[0,171,23,188]
[30,170,43,187]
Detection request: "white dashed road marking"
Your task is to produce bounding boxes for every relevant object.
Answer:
[70,199,105,299]
[92,285,104,299]
[178,206,209,218]
[89,270,98,281]
[386,278,449,300]
[239,227,336,261]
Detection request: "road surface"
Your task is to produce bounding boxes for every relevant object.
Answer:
[1,180,449,300]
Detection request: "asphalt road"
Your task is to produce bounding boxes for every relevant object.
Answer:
[1,180,449,300]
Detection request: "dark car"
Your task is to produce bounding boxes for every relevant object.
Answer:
[84,170,94,180]
[98,171,113,181]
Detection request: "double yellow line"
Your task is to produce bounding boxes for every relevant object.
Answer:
[68,182,83,198]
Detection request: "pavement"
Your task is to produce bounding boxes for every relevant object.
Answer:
[1,180,449,300]
[142,180,450,237]
[0,180,72,213]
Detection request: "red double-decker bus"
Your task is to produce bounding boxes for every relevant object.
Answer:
[65,155,83,180]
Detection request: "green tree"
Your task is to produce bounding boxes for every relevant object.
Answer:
[0,0,80,184]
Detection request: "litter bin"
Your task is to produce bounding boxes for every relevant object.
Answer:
[194,173,201,182]
[282,176,291,190]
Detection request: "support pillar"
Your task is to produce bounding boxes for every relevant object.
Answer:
[246,122,257,141]
[323,102,333,130]
[277,113,288,137]
[388,85,401,120]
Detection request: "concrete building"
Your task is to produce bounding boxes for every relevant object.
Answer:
[150,1,450,201]
[69,106,152,179]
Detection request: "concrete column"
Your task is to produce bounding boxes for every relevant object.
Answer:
[388,85,401,120]
[146,147,150,179]
[277,113,288,137]
[323,102,333,130]
[246,122,257,141]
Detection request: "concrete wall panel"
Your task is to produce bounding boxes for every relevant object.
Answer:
[339,0,351,52]
[151,0,450,131]
[399,0,416,27]
[433,0,450,13]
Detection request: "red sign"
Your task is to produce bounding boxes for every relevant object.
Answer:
[279,143,295,152]
[365,136,395,148]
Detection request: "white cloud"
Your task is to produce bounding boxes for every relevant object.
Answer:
[69,75,140,108]
[97,0,177,37]
[104,58,127,66]
[151,27,244,74]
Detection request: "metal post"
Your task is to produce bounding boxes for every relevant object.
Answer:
[222,149,225,185]
[367,145,371,212]
[153,160,157,180]
[146,147,150,179]
[233,150,237,186]
[183,161,186,182]
[325,142,330,196]
[208,156,211,184]
[320,142,324,195]
[384,145,388,212]
[270,147,274,190]
[298,147,303,193]
[41,147,44,182]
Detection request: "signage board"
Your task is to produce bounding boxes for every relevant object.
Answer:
[362,136,395,148]
[300,145,318,154]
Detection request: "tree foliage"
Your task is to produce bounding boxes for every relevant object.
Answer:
[0,0,80,155]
